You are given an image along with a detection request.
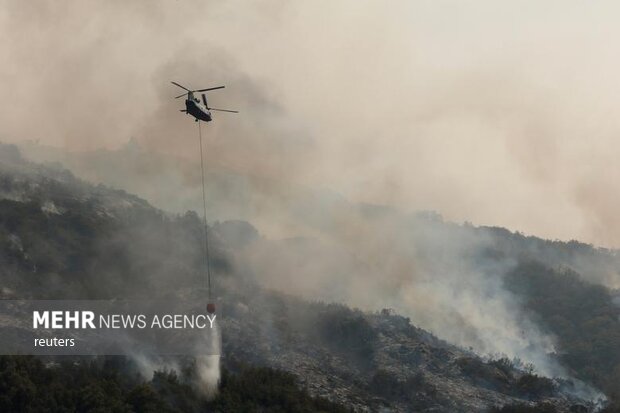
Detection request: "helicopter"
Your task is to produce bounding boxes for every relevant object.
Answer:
[171,81,238,122]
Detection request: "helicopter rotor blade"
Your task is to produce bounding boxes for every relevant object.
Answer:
[174,92,188,99]
[171,81,190,91]
[209,108,239,113]
[196,86,225,92]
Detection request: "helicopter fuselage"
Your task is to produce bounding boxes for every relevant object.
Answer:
[185,98,212,122]
[173,83,236,121]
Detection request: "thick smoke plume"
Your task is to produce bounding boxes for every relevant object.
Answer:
[2,0,620,401]
[239,207,562,375]
[4,0,620,247]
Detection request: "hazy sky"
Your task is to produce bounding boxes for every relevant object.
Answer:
[3,0,620,247]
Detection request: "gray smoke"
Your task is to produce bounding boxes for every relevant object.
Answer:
[4,0,620,247]
[3,0,620,402]
[196,321,221,399]
[238,207,561,375]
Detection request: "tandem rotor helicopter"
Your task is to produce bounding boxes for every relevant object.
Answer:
[171,80,239,316]
[171,81,238,122]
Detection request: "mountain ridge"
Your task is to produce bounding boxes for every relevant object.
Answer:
[0,143,613,412]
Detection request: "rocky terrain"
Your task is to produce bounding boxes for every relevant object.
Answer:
[218,290,596,412]
[0,143,607,412]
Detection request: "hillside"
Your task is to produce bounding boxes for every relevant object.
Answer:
[0,143,614,412]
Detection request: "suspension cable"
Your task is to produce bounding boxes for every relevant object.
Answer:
[198,121,212,299]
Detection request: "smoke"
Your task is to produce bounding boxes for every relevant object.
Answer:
[195,321,221,399]
[4,0,620,247]
[238,206,566,377]
[118,322,221,398]
[3,0,620,401]
[130,353,180,381]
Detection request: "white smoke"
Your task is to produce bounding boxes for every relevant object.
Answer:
[130,352,180,380]
[127,320,221,398]
[195,320,221,399]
